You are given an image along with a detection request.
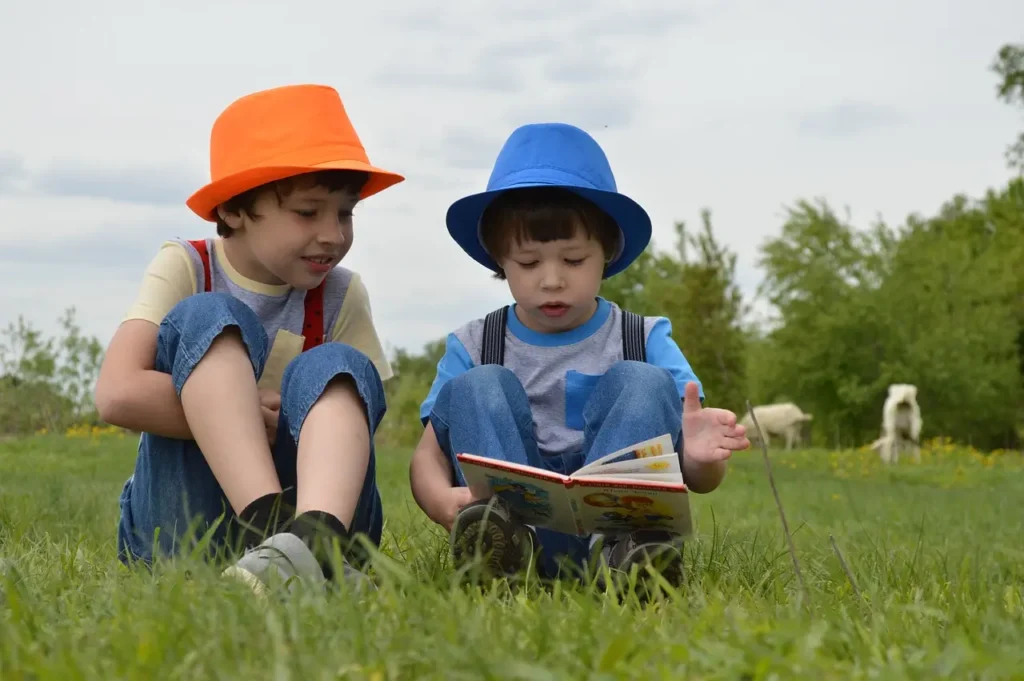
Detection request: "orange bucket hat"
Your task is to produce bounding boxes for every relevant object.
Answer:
[186,84,405,221]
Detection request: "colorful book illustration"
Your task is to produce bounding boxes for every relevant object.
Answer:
[456,434,692,537]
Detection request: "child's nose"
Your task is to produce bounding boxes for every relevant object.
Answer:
[540,264,564,289]
[317,220,346,245]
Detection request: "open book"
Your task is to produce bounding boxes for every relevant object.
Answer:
[456,434,692,537]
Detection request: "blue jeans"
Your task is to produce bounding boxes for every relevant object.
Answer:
[116,292,386,566]
[429,361,683,579]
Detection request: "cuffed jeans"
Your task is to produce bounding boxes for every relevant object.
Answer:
[429,361,683,579]
[116,292,386,566]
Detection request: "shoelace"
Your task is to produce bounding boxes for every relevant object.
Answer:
[251,545,300,574]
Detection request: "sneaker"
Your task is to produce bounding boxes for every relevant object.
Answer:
[594,530,685,596]
[222,531,326,597]
[316,545,378,596]
[287,511,378,594]
[450,497,537,578]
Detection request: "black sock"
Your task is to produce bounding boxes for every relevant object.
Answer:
[230,491,294,553]
[288,511,355,581]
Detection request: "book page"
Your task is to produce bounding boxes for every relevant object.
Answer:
[457,455,581,535]
[575,433,676,477]
[567,477,693,537]
[576,452,681,479]
[599,472,682,482]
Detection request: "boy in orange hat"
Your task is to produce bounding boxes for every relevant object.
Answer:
[95,84,404,594]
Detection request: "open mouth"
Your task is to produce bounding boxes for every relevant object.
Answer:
[540,303,569,317]
[303,256,333,265]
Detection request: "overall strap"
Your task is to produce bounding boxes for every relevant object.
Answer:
[480,306,509,365]
[301,282,326,351]
[188,239,212,293]
[620,309,647,362]
[187,238,326,352]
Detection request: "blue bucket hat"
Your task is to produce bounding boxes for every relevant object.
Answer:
[445,122,652,279]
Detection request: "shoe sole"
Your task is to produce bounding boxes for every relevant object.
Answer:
[451,501,528,577]
[596,540,685,596]
[221,564,270,598]
[618,542,685,595]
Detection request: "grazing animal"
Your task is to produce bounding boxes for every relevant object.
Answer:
[740,403,814,451]
[871,383,922,464]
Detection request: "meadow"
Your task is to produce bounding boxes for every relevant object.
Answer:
[4,38,1023,680]
[1,429,1021,679]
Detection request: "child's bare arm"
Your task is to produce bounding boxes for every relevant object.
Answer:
[409,423,475,530]
[94,320,193,440]
[682,455,728,494]
[679,382,747,494]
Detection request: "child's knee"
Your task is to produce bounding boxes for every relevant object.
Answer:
[456,363,515,386]
[605,361,677,399]
[583,362,682,431]
[280,343,386,436]
[446,364,525,410]
[606,360,671,387]
[166,292,262,332]
[157,292,269,383]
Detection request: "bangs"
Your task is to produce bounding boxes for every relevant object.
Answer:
[272,169,369,200]
[480,187,621,265]
[501,201,589,249]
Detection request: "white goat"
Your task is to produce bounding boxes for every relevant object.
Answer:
[740,403,814,451]
[870,383,923,464]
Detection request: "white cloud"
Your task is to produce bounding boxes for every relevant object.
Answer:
[1,0,1022,360]
[797,101,906,138]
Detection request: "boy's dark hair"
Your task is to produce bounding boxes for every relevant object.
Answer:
[479,187,622,280]
[215,169,369,237]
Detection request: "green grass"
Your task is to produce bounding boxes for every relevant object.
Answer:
[1,433,1022,679]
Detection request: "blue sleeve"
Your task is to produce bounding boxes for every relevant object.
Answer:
[419,333,475,425]
[645,317,704,403]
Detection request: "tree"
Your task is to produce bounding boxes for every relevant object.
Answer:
[754,200,895,446]
[0,307,104,435]
[874,196,1021,449]
[992,43,1024,173]
[602,210,748,412]
[753,185,1024,451]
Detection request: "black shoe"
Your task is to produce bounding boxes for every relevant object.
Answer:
[450,497,537,578]
[593,530,685,597]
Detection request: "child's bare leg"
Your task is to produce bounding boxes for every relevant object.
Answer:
[180,328,282,514]
[245,342,387,584]
[294,375,370,526]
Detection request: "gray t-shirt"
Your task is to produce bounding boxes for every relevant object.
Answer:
[176,237,354,347]
[420,297,703,455]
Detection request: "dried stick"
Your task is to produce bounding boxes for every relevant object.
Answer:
[829,534,862,601]
[745,399,809,606]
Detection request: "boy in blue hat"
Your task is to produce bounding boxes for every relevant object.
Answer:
[409,122,750,587]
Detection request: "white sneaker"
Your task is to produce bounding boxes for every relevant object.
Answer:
[222,532,326,597]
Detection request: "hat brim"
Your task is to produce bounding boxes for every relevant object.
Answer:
[445,183,652,279]
[186,159,405,222]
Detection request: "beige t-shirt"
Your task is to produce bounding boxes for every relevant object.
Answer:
[123,238,393,392]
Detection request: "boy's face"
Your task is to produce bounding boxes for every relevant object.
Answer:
[218,180,359,289]
[500,227,607,333]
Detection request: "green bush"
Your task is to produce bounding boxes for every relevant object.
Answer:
[0,308,103,436]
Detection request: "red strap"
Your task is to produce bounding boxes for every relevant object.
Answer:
[188,239,212,293]
[302,281,326,351]
[190,238,325,352]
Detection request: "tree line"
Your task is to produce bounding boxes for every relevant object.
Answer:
[377,43,1024,452]
[2,44,1022,450]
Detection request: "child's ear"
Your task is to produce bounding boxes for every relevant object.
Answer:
[216,206,244,232]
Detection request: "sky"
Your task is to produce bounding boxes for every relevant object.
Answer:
[1,0,1022,360]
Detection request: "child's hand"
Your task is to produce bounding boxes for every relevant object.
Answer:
[682,382,750,463]
[258,389,281,446]
[433,486,477,532]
